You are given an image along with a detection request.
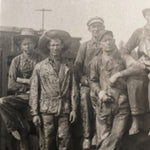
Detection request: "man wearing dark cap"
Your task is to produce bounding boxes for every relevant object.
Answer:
[121,8,150,135]
[30,30,78,150]
[90,30,129,150]
[74,16,105,149]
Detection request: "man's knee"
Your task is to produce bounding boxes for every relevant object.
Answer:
[0,97,6,105]
[80,92,89,101]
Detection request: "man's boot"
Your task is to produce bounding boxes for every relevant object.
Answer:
[129,116,140,135]
[82,138,91,150]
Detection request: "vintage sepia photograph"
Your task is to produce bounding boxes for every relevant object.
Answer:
[0,0,150,150]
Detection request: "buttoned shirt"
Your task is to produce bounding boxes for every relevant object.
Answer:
[30,57,78,116]
[90,51,127,103]
[8,52,41,95]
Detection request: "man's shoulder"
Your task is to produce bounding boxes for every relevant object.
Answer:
[11,54,22,64]
[34,58,48,70]
[133,27,143,35]
[79,41,88,49]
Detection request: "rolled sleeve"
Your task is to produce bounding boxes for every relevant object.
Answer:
[8,58,23,91]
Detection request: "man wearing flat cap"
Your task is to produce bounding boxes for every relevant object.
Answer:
[0,28,42,148]
[121,8,150,135]
[30,30,78,150]
[90,30,129,150]
[74,16,105,149]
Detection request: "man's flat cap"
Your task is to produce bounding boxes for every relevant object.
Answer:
[87,17,104,26]
[99,30,113,41]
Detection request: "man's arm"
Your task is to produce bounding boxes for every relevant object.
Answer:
[70,72,79,123]
[74,42,87,81]
[109,59,146,84]
[16,77,30,85]
[89,58,101,96]
[123,29,141,54]
[90,58,111,104]
[8,57,27,92]
[29,65,40,116]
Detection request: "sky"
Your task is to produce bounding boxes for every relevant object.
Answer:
[0,0,150,45]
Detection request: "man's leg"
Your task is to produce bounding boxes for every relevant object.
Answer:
[96,103,112,150]
[80,86,93,149]
[127,78,149,135]
[41,115,56,150]
[98,108,129,150]
[90,91,99,148]
[0,95,28,139]
[58,115,71,150]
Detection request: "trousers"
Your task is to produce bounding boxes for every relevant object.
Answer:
[40,114,71,150]
[97,102,129,150]
[80,86,94,139]
[0,94,29,132]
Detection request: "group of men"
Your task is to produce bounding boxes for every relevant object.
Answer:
[0,8,150,150]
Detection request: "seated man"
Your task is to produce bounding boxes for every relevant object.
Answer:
[115,8,150,135]
[30,30,78,150]
[0,28,41,143]
[110,8,150,135]
[90,30,130,150]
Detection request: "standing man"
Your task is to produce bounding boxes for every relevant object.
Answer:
[74,16,105,149]
[121,8,150,135]
[30,30,78,150]
[90,30,129,150]
[0,28,41,149]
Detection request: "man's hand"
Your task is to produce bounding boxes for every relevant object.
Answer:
[33,115,41,126]
[80,76,89,86]
[69,111,76,124]
[109,72,122,85]
[98,90,112,103]
[17,77,30,85]
[98,90,106,100]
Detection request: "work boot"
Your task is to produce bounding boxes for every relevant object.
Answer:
[91,134,97,147]
[82,138,91,150]
[129,116,140,135]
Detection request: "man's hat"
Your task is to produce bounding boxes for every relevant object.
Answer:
[87,16,104,26]
[14,28,39,46]
[99,30,113,41]
[38,30,72,53]
[142,8,150,17]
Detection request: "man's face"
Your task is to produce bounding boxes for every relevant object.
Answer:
[20,38,36,55]
[144,12,150,24]
[88,22,104,38]
[48,38,64,57]
[100,34,115,53]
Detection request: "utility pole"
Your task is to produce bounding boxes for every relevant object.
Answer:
[35,8,52,31]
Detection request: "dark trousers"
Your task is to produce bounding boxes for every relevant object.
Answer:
[97,104,129,150]
[40,114,71,150]
[0,95,29,132]
[80,86,94,139]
